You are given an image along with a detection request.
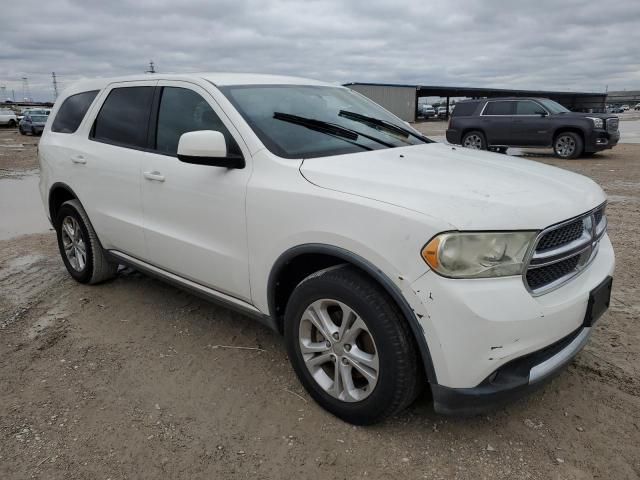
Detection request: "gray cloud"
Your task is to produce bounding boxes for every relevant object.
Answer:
[1,0,639,101]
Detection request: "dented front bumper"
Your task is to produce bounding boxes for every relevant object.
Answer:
[403,234,615,414]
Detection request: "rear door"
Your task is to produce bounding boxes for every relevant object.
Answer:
[78,81,156,258]
[512,100,551,146]
[140,81,252,301]
[480,100,515,145]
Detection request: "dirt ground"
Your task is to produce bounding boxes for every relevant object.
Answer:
[1,126,639,480]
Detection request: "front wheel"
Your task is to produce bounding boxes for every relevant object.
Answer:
[8,120,16,128]
[55,199,118,284]
[18,126,26,135]
[462,131,487,150]
[553,132,583,159]
[284,265,421,425]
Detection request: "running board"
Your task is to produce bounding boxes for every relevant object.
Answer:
[107,250,278,332]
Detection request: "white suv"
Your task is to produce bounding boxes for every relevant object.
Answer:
[38,73,615,424]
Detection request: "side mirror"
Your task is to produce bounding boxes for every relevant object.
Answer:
[177,130,245,169]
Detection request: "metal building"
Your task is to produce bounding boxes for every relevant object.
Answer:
[345,83,608,122]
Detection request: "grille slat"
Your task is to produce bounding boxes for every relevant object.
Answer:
[525,204,606,295]
[526,256,580,290]
[536,219,584,252]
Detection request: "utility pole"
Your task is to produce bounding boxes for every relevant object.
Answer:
[145,60,156,74]
[52,72,59,100]
[0,85,6,102]
[21,77,31,102]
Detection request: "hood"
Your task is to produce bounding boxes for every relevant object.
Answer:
[299,143,606,230]
[552,111,612,120]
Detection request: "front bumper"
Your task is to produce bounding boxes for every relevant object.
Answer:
[404,234,615,414]
[431,324,593,415]
[585,128,619,152]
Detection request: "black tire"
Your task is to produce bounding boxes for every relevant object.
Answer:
[462,130,487,150]
[553,131,583,159]
[8,120,16,128]
[18,126,26,135]
[284,265,421,425]
[55,199,118,284]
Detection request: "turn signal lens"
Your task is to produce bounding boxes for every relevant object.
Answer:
[421,236,441,270]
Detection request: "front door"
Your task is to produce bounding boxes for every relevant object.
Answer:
[140,81,252,301]
[512,100,551,146]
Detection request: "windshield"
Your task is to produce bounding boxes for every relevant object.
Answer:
[537,99,570,114]
[220,85,429,159]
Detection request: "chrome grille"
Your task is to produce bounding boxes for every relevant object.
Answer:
[606,117,619,132]
[524,203,607,295]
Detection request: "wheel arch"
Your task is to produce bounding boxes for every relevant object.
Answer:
[48,182,81,223]
[461,127,487,145]
[552,126,585,144]
[267,243,438,383]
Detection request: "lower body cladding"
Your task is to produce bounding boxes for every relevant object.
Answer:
[405,234,615,415]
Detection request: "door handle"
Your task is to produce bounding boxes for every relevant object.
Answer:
[71,155,86,164]
[143,171,165,182]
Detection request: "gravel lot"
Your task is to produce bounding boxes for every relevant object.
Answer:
[1,126,639,479]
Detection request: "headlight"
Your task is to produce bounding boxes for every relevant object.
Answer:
[587,117,603,129]
[421,231,537,278]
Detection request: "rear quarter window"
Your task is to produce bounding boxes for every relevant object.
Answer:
[451,102,478,117]
[51,90,99,133]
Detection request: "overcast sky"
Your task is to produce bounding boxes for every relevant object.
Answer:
[1,0,639,101]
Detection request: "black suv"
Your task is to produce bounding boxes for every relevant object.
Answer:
[446,97,620,159]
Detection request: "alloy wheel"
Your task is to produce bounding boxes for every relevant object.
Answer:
[463,134,483,149]
[61,216,87,271]
[555,135,576,158]
[299,299,379,402]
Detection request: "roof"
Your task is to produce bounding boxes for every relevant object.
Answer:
[60,72,333,98]
[345,82,606,98]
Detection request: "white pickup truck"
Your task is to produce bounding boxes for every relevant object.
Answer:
[0,108,18,127]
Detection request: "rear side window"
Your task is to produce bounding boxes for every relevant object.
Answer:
[155,87,239,156]
[91,86,154,148]
[516,101,547,115]
[483,101,514,115]
[451,102,477,117]
[51,90,99,133]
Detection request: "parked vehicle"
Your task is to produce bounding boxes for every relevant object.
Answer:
[19,112,48,135]
[419,104,436,118]
[634,103,640,111]
[18,107,51,121]
[607,106,624,114]
[0,108,18,127]
[437,106,448,118]
[39,74,614,424]
[446,97,620,159]
[622,105,630,111]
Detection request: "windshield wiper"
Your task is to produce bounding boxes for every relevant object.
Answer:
[338,110,432,143]
[273,112,395,148]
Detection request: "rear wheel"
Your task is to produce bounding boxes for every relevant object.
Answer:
[553,132,583,159]
[8,119,16,128]
[55,199,118,284]
[284,265,421,425]
[462,131,487,150]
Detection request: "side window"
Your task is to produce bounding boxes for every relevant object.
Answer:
[451,102,477,117]
[51,90,99,133]
[91,86,154,148]
[516,101,547,115]
[483,101,514,116]
[155,87,239,156]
